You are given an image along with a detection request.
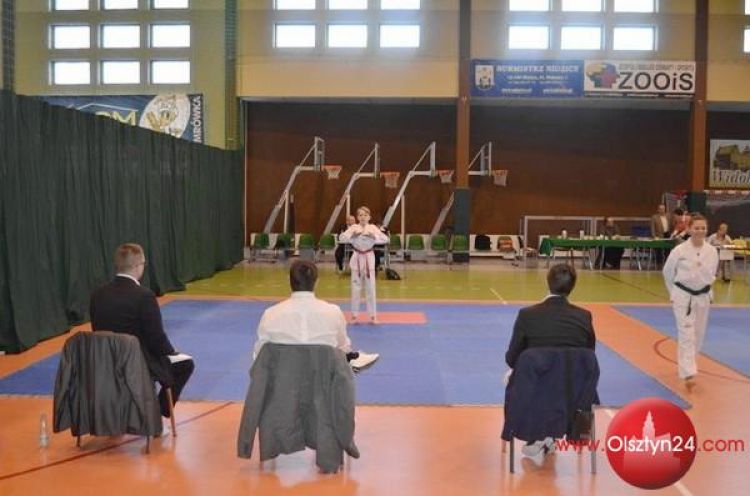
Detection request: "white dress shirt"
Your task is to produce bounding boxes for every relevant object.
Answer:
[662,240,718,296]
[253,292,352,359]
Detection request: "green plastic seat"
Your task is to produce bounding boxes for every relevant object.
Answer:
[318,233,336,251]
[407,235,425,251]
[297,233,315,250]
[452,234,469,252]
[274,233,293,250]
[389,234,402,250]
[430,234,447,251]
[253,233,270,249]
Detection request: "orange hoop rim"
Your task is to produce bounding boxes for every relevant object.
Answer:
[491,169,508,186]
[436,169,454,184]
[322,164,342,180]
[381,171,400,189]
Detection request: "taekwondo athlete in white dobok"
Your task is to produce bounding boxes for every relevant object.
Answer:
[338,206,389,324]
[662,214,718,383]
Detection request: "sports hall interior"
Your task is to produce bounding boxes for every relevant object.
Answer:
[1,1,750,495]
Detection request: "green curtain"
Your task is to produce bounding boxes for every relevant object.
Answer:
[0,90,244,352]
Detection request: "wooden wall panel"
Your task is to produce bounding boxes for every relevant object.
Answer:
[245,103,691,241]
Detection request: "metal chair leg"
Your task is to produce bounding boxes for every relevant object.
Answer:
[509,438,515,474]
[146,435,150,454]
[76,435,81,448]
[166,387,177,436]
[591,411,597,474]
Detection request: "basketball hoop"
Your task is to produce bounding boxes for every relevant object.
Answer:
[381,171,400,189]
[437,170,454,184]
[322,165,342,180]
[492,169,508,186]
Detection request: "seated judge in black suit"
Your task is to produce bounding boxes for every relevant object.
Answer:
[505,263,596,369]
[90,243,194,419]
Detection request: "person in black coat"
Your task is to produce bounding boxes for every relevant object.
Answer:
[90,243,194,420]
[506,263,596,368]
[504,263,596,457]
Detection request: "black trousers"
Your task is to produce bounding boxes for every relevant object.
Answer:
[158,359,195,418]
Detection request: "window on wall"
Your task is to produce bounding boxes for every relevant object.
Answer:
[153,0,189,7]
[613,26,655,50]
[151,60,190,84]
[745,28,750,53]
[101,25,141,48]
[52,61,90,85]
[275,24,317,47]
[275,0,316,9]
[327,25,368,47]
[101,61,140,84]
[746,0,750,15]
[381,0,419,10]
[613,0,655,13]
[329,0,367,9]
[509,0,548,12]
[380,24,420,47]
[508,25,549,49]
[151,24,191,47]
[103,0,138,9]
[51,25,91,49]
[562,0,602,12]
[561,26,601,50]
[53,0,89,10]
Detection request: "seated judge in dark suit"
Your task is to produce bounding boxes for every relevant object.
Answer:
[506,263,596,369]
[505,263,596,458]
[90,243,194,419]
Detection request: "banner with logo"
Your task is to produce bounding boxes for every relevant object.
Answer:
[709,140,750,189]
[583,60,695,98]
[41,94,204,143]
[471,60,583,98]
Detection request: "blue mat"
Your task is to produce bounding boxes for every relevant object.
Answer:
[0,300,688,408]
[615,305,750,377]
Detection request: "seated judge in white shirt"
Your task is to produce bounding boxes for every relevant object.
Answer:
[254,260,352,359]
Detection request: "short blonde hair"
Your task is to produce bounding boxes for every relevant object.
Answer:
[114,243,145,272]
[357,206,370,216]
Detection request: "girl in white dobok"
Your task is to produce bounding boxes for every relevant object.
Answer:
[662,214,718,384]
[338,206,389,324]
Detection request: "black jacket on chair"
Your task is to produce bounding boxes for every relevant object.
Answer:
[53,331,162,437]
[501,347,599,443]
[237,343,360,473]
[90,276,176,386]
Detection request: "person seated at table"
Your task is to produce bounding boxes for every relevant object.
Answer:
[707,222,733,282]
[595,217,623,269]
[670,208,690,242]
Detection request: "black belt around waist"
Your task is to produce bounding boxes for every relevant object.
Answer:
[675,282,711,316]
[675,282,711,296]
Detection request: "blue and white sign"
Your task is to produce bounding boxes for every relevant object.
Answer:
[471,60,584,98]
[41,94,205,143]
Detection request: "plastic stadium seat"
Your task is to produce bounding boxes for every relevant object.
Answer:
[250,233,270,261]
[274,233,294,260]
[450,234,469,264]
[297,233,315,261]
[407,235,426,261]
[389,234,403,262]
[430,234,448,263]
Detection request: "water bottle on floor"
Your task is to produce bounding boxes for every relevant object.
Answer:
[39,413,49,448]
